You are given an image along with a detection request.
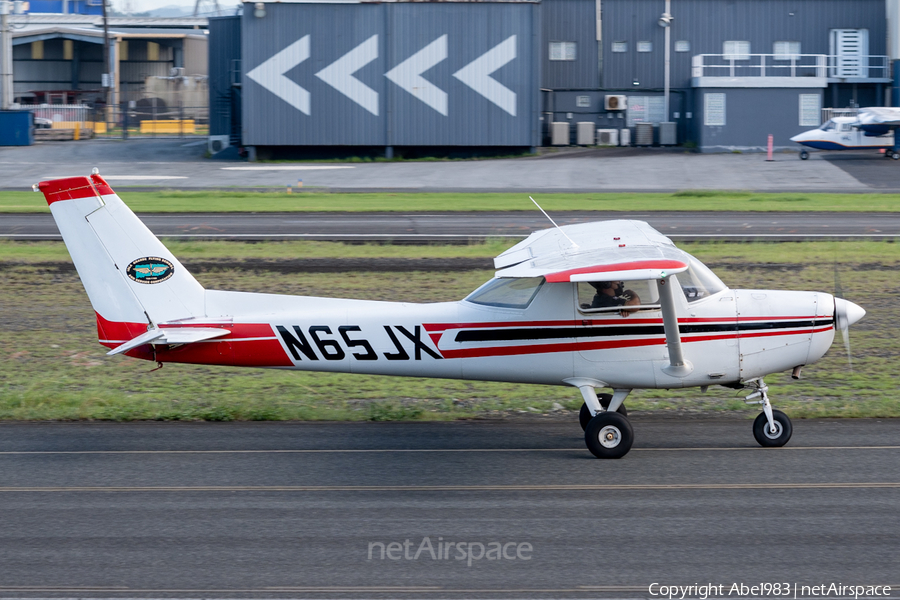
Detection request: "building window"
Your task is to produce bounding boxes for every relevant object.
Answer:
[120,40,129,61]
[148,42,160,62]
[549,42,577,61]
[799,94,820,127]
[723,40,750,60]
[675,40,690,53]
[773,41,801,60]
[611,41,627,53]
[63,40,74,61]
[637,41,652,53]
[31,41,44,60]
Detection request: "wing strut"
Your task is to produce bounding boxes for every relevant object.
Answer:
[657,275,693,377]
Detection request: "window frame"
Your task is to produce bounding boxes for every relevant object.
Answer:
[723,40,751,61]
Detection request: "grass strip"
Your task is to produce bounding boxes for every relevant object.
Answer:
[4,189,900,213]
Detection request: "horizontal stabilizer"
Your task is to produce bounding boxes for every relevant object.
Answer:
[107,327,230,356]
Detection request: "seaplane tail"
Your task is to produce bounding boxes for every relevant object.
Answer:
[38,173,208,355]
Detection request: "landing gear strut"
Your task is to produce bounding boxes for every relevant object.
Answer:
[745,378,793,447]
[579,393,628,430]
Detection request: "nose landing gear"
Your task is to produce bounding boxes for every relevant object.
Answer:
[799,150,810,160]
[745,378,793,447]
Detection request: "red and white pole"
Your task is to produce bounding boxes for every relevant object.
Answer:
[766,134,774,161]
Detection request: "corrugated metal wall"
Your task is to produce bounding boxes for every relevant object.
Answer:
[602,0,887,91]
[694,87,824,151]
[209,16,242,137]
[541,0,599,89]
[240,2,539,147]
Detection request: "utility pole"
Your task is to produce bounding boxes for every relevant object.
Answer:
[101,0,111,127]
[1,0,12,110]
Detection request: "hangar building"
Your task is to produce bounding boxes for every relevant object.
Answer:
[208,0,895,156]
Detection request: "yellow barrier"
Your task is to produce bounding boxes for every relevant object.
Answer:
[48,121,107,133]
[139,120,196,134]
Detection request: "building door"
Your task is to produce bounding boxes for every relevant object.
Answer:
[830,29,869,78]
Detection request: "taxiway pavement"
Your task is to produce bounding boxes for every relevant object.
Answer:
[0,140,893,192]
[0,419,897,598]
[3,211,899,242]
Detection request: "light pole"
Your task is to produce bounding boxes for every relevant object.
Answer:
[658,1,673,121]
[0,0,12,110]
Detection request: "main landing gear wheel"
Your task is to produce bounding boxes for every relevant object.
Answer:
[891,151,900,160]
[753,409,793,447]
[585,412,634,459]
[799,150,809,160]
[579,393,628,431]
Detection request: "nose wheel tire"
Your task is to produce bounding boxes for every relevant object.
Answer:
[584,412,634,459]
[579,394,628,431]
[752,409,793,447]
[799,150,809,160]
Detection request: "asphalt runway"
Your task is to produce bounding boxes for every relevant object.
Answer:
[3,211,900,242]
[0,419,897,598]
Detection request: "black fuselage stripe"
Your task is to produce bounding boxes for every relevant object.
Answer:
[453,319,834,343]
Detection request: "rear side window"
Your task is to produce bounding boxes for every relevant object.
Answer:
[466,277,544,309]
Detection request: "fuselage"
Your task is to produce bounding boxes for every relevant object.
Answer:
[102,282,837,391]
[791,116,894,151]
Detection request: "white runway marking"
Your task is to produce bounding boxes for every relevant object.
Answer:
[0,445,897,455]
[1,483,899,493]
[221,166,356,170]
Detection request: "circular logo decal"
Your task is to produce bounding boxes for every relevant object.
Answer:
[126,257,174,284]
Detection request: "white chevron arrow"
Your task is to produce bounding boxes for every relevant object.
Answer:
[452,35,517,117]
[385,35,448,116]
[246,35,311,115]
[315,34,380,116]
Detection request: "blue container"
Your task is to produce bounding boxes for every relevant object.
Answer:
[0,111,34,146]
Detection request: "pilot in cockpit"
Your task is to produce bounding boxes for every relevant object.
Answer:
[590,281,642,316]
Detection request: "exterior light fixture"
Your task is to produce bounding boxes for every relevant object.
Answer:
[658,12,673,27]
[254,2,265,18]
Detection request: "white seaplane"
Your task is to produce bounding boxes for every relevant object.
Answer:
[38,172,866,459]
[790,106,900,160]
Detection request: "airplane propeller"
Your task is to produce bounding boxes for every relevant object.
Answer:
[833,263,866,371]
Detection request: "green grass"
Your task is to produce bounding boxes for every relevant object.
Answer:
[4,189,900,213]
[0,240,896,421]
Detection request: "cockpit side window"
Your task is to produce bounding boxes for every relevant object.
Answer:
[821,120,835,131]
[465,277,544,309]
[577,279,659,313]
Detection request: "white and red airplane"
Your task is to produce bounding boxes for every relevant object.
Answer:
[38,172,866,459]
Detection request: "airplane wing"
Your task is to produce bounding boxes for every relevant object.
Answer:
[495,220,690,281]
[107,327,231,356]
[858,107,900,126]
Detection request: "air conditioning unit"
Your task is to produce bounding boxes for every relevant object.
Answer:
[619,128,631,146]
[635,122,654,146]
[659,121,677,146]
[551,122,570,146]
[596,129,619,146]
[576,122,595,145]
[208,135,230,155]
[605,95,627,111]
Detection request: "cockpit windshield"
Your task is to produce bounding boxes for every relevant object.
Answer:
[820,119,836,131]
[673,254,728,302]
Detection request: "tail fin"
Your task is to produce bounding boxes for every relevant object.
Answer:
[38,173,206,338]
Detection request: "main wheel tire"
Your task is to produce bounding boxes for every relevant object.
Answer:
[585,412,634,459]
[799,150,809,160]
[752,410,793,447]
[579,394,628,431]
[891,151,900,160]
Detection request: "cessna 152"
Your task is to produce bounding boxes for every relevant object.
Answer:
[790,107,900,160]
[38,172,866,459]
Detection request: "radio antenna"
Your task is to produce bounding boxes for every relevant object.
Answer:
[530,196,578,249]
